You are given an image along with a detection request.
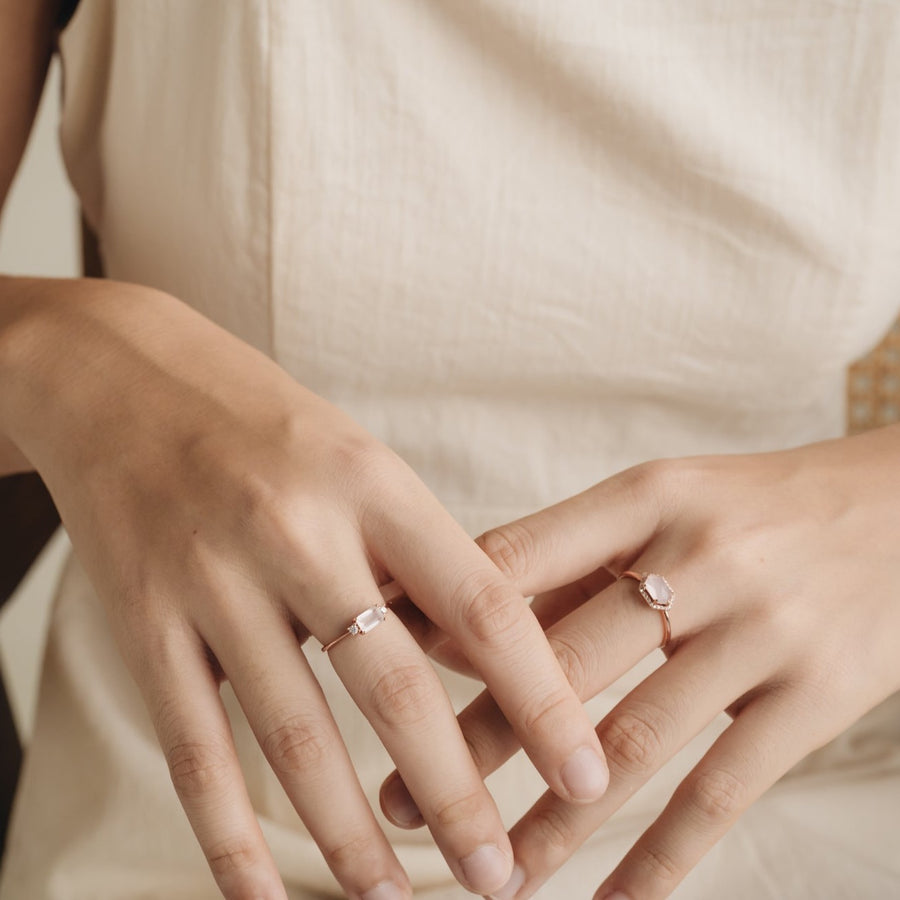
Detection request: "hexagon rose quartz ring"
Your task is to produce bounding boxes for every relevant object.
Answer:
[619,571,674,649]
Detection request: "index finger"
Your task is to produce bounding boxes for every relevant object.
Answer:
[372,496,609,806]
[475,460,678,597]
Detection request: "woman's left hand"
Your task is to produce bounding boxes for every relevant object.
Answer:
[382,425,900,899]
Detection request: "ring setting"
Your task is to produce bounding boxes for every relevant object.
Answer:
[321,604,389,652]
[620,571,674,648]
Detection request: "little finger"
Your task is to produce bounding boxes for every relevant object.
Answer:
[495,625,768,899]
[139,627,288,900]
[594,691,825,900]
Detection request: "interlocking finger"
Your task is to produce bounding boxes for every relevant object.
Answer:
[416,566,618,697]
[381,570,675,829]
[528,567,617,630]
[458,572,674,789]
[475,462,680,598]
[373,497,610,807]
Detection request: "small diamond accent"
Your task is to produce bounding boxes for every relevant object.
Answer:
[640,574,674,610]
[349,624,360,634]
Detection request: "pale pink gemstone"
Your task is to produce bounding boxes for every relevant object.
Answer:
[355,605,388,634]
[643,574,673,609]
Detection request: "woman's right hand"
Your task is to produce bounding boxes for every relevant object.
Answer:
[0,278,608,900]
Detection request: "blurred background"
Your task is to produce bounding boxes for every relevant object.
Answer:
[0,58,76,745]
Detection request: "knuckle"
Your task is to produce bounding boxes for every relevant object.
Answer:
[637,842,682,885]
[206,837,259,879]
[332,434,400,498]
[323,831,378,872]
[599,705,667,776]
[368,663,434,728]
[269,512,331,577]
[123,620,184,685]
[476,522,536,581]
[236,474,311,554]
[234,468,283,528]
[518,688,571,738]
[683,767,746,824]
[547,632,587,695]
[623,458,671,494]
[529,804,575,854]
[461,727,489,772]
[455,574,526,644]
[230,480,339,581]
[431,789,485,828]
[458,698,509,773]
[167,739,232,800]
[261,715,330,775]
[620,457,688,520]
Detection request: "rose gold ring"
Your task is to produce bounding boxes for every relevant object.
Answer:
[321,604,390,652]
[619,571,674,649]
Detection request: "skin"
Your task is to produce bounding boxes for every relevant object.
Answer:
[382,429,900,898]
[0,5,608,898]
[9,4,899,898]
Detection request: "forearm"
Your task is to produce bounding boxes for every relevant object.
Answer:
[0,274,169,478]
[0,273,298,494]
[0,435,30,475]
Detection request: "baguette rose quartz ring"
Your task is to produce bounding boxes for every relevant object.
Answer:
[321,604,390,652]
[320,581,406,653]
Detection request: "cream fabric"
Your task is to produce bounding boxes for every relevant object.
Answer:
[4,1,900,897]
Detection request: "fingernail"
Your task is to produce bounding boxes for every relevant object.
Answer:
[599,892,631,900]
[381,775,424,827]
[361,881,406,900]
[488,863,526,900]
[459,844,513,893]
[561,746,609,801]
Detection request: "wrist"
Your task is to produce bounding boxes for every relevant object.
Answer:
[0,276,173,474]
[0,275,57,455]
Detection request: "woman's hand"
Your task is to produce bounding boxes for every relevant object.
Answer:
[382,427,900,899]
[0,277,608,900]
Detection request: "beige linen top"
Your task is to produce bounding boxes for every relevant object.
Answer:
[3,1,900,897]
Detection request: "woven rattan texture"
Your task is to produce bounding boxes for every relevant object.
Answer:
[848,319,900,433]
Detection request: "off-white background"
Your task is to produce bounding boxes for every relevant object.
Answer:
[0,59,78,742]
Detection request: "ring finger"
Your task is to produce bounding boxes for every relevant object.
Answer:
[453,569,678,785]
[382,565,675,829]
[593,688,824,900]
[507,622,769,898]
[313,561,516,897]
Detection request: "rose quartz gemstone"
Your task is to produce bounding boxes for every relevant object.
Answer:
[356,605,388,633]
[643,574,673,608]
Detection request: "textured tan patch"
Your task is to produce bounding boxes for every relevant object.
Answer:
[848,319,900,433]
